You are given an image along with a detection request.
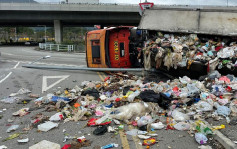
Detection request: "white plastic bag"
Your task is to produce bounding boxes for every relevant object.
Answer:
[171,109,189,121]
[196,101,213,112]
[151,122,165,129]
[137,115,153,127]
[49,112,63,121]
[174,122,190,131]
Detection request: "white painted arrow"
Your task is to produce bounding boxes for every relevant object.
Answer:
[42,75,70,93]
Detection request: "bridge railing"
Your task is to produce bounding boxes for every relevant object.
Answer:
[39,43,84,52]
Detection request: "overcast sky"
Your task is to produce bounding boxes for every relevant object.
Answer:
[35,0,236,6]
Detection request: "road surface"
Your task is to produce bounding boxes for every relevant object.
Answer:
[0,46,227,149]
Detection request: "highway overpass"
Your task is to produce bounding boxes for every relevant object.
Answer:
[1,3,237,43]
[0,3,141,43]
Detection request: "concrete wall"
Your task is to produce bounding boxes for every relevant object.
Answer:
[139,8,237,36]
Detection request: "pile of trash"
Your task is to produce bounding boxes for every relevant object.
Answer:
[1,71,236,148]
[142,33,237,74]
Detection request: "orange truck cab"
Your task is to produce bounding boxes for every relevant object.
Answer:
[86,26,142,68]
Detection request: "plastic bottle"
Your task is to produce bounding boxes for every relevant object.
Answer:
[101,143,118,149]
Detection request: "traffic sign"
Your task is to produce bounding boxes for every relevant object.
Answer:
[139,2,154,10]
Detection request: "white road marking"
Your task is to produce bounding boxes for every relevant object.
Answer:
[13,62,20,69]
[0,60,85,67]
[42,75,70,93]
[0,72,12,84]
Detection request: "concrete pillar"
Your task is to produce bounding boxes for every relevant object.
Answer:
[54,20,63,43]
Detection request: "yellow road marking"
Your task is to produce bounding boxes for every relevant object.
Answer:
[128,125,143,149]
[97,72,104,81]
[97,71,130,149]
[119,130,130,149]
[101,72,107,79]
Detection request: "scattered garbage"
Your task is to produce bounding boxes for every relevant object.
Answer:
[0,69,236,148]
[151,122,165,129]
[142,32,237,76]
[17,138,29,144]
[174,122,190,131]
[38,121,58,132]
[93,125,108,135]
[12,108,29,117]
[0,145,7,149]
[29,140,60,149]
[195,133,208,144]
[6,125,19,133]
[142,138,156,146]
[0,97,21,104]
[2,133,21,142]
[101,143,118,149]
[10,88,31,97]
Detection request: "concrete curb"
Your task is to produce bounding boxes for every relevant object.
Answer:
[204,120,237,149]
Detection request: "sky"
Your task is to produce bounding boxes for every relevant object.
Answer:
[35,0,237,6]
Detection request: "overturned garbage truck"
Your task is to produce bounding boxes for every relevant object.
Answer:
[85,7,237,78]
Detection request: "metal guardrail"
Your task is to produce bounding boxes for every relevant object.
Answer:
[39,43,76,52]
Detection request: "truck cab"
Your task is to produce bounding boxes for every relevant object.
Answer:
[86,26,142,68]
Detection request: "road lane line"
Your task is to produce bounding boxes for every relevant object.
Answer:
[97,72,104,81]
[101,72,107,79]
[119,130,130,149]
[13,62,20,69]
[0,72,12,84]
[128,125,143,149]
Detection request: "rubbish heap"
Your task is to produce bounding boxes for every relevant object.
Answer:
[1,72,236,148]
[142,33,237,75]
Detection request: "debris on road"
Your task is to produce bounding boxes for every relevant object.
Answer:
[0,68,236,148]
[29,140,60,149]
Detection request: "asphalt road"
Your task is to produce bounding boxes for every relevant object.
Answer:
[0,46,228,149]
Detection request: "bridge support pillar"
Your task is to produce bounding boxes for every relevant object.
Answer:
[54,20,63,43]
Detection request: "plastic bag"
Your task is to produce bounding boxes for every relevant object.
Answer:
[137,116,153,127]
[216,106,231,117]
[49,112,64,121]
[0,97,20,104]
[195,133,208,144]
[6,125,19,133]
[196,101,213,112]
[171,109,189,121]
[174,122,190,131]
[208,71,221,80]
[151,122,165,129]
[187,83,199,96]
[110,103,151,122]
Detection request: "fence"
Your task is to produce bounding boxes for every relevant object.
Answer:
[39,43,85,52]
